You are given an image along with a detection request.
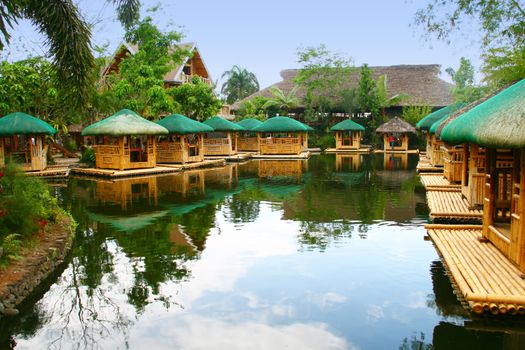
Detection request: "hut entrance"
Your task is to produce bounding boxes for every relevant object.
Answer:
[2,135,47,170]
[341,132,354,147]
[187,134,200,157]
[128,136,149,163]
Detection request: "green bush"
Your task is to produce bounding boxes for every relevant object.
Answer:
[0,233,23,267]
[80,147,96,165]
[308,133,335,150]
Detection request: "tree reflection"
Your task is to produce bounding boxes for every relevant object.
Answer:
[298,221,354,252]
[399,332,432,350]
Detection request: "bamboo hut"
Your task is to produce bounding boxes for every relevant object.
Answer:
[0,112,56,171]
[376,117,416,153]
[82,109,168,170]
[330,119,365,150]
[156,114,213,164]
[441,79,525,271]
[416,103,465,166]
[202,116,244,156]
[236,118,262,151]
[252,116,310,155]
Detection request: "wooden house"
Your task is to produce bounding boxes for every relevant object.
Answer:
[252,116,310,155]
[416,103,465,167]
[0,112,56,171]
[330,119,365,150]
[202,116,244,156]
[376,117,416,153]
[441,79,525,272]
[236,118,262,152]
[102,42,212,87]
[156,114,213,164]
[82,109,168,170]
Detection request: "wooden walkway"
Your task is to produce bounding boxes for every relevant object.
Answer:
[25,167,69,178]
[427,225,525,316]
[426,190,482,222]
[419,173,461,191]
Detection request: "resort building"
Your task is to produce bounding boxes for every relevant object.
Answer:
[202,116,244,156]
[0,112,56,171]
[330,119,365,151]
[253,116,310,155]
[156,114,213,164]
[376,117,416,153]
[236,118,263,152]
[82,109,168,170]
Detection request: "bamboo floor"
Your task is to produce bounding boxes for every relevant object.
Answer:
[373,149,419,154]
[417,162,443,173]
[427,225,525,316]
[251,151,310,160]
[419,173,461,191]
[426,190,483,222]
[25,167,70,178]
[324,148,372,153]
[205,153,253,162]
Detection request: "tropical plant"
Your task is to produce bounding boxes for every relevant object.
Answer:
[237,96,269,119]
[402,103,432,126]
[262,86,300,114]
[170,76,222,120]
[221,65,260,104]
[446,57,489,103]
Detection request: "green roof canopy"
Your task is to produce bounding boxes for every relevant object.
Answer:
[330,119,365,132]
[0,112,56,136]
[156,114,213,134]
[253,116,311,133]
[82,109,168,136]
[416,103,466,131]
[203,116,244,131]
[441,79,525,148]
[237,118,263,131]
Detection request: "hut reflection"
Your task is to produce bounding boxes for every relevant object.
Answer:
[335,153,362,172]
[204,164,238,189]
[383,153,408,170]
[257,160,306,180]
[95,176,158,210]
[157,171,205,197]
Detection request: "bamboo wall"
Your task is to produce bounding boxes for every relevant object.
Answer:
[238,135,259,151]
[461,144,486,208]
[382,133,409,152]
[0,135,48,171]
[203,132,237,156]
[258,132,306,155]
[335,131,362,150]
[157,134,204,164]
[258,160,304,179]
[94,136,157,170]
[430,135,444,166]
[443,144,464,183]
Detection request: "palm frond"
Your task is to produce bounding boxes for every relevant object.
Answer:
[111,0,141,29]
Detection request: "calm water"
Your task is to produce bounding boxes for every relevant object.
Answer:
[2,154,525,349]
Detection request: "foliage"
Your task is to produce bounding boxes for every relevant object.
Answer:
[104,16,188,118]
[236,96,270,119]
[310,134,335,150]
[402,103,432,126]
[221,65,260,105]
[0,233,23,267]
[446,57,488,103]
[262,86,300,114]
[0,164,61,238]
[170,76,222,120]
[415,0,525,86]
[80,147,96,165]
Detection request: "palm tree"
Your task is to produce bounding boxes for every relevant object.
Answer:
[221,65,259,104]
[0,0,140,106]
[263,86,300,114]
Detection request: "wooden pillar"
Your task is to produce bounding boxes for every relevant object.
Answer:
[461,143,469,188]
[335,132,341,149]
[302,132,308,150]
[119,136,125,171]
[383,134,388,152]
[257,133,262,155]
[510,150,525,270]
[355,131,361,149]
[403,134,408,152]
[483,149,497,239]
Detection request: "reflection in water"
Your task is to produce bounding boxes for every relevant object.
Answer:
[1,154,523,349]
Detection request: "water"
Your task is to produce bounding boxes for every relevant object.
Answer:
[2,154,525,349]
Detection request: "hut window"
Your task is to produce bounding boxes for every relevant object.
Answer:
[342,132,353,146]
[183,65,191,75]
[129,136,148,163]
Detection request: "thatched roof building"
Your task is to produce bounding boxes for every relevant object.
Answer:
[231,65,453,111]
[237,118,263,131]
[82,109,168,136]
[156,114,213,134]
[203,116,245,131]
[253,116,311,133]
[330,119,365,132]
[0,112,56,136]
[376,117,416,134]
[416,103,466,131]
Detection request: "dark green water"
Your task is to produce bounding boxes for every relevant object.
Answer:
[2,154,525,349]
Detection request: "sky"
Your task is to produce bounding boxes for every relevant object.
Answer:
[3,0,484,90]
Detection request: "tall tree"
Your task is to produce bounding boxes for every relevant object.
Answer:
[170,76,222,120]
[415,0,525,86]
[445,57,487,103]
[220,65,260,105]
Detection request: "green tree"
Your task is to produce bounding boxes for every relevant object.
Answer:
[262,86,300,114]
[237,95,269,119]
[170,76,222,120]
[402,103,432,126]
[221,65,260,105]
[415,0,525,86]
[446,57,488,103]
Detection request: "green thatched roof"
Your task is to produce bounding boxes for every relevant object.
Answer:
[237,118,263,131]
[252,116,311,133]
[441,79,525,148]
[416,103,465,131]
[82,109,168,136]
[0,112,56,136]
[156,114,213,134]
[330,119,365,132]
[203,116,244,131]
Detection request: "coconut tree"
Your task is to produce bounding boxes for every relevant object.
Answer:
[0,0,140,106]
[221,65,260,104]
[263,86,300,114]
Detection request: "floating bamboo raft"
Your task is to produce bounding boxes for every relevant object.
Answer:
[324,147,372,153]
[205,153,253,162]
[426,190,483,222]
[251,151,310,160]
[427,225,525,316]
[25,167,69,178]
[419,173,461,191]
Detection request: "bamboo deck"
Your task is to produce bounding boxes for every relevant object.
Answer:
[427,225,525,316]
[70,159,225,178]
[324,147,372,153]
[205,153,254,162]
[426,190,483,222]
[373,149,419,154]
[25,167,70,178]
[251,151,311,160]
[419,173,461,191]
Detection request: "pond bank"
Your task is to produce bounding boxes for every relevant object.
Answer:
[0,213,75,317]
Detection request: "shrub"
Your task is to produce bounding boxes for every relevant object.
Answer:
[0,233,23,267]
[80,147,96,165]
